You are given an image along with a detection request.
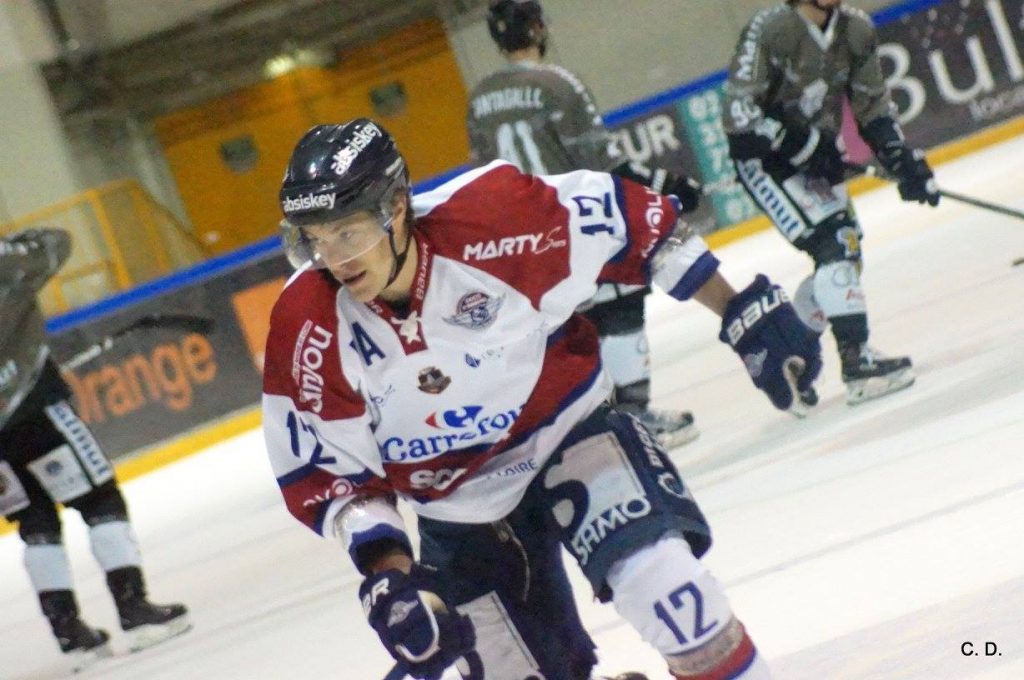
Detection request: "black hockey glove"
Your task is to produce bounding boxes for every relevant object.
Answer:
[860,116,939,206]
[879,145,939,206]
[360,564,476,680]
[611,161,702,212]
[779,126,845,185]
[719,275,823,413]
[663,172,703,213]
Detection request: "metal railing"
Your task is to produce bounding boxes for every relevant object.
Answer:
[1,179,210,315]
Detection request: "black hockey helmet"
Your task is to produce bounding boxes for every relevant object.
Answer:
[487,0,546,54]
[279,119,410,268]
[787,0,841,8]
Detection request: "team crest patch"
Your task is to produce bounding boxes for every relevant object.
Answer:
[45,460,63,476]
[444,292,503,330]
[417,366,452,394]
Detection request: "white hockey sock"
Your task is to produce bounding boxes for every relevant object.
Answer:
[607,536,771,679]
[24,542,74,592]
[89,520,142,572]
[599,330,651,388]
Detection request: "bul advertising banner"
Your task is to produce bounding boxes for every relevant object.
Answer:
[877,0,1024,147]
[608,0,1024,233]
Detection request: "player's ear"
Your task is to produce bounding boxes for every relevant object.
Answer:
[392,190,411,235]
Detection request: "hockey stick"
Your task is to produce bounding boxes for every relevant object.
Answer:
[845,163,1024,222]
[60,313,215,371]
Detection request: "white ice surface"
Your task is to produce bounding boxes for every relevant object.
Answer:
[2,136,1023,680]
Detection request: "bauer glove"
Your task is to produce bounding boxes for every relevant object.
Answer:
[360,563,476,680]
[719,274,823,414]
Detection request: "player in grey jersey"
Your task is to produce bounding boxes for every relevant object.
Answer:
[722,0,940,404]
[468,0,704,447]
[0,228,189,670]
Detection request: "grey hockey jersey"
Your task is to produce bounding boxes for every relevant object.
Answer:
[722,4,894,145]
[0,229,71,429]
[466,61,617,173]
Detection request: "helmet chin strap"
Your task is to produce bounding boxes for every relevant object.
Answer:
[383,222,413,290]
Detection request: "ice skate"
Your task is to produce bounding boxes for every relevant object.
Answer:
[617,399,699,449]
[841,345,914,405]
[108,567,191,652]
[637,408,700,449]
[58,619,112,672]
[118,597,191,652]
[41,591,112,672]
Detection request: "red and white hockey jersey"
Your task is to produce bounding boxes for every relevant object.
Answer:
[262,161,719,552]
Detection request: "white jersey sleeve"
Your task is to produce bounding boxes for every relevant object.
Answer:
[262,270,411,559]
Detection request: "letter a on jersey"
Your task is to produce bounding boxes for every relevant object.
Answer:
[349,323,386,366]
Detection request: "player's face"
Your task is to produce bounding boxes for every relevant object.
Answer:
[304,199,408,302]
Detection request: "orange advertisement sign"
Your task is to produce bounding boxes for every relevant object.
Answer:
[231,277,287,372]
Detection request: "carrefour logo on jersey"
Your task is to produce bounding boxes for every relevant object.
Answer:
[381,404,523,462]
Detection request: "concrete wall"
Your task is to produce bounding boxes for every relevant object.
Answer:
[446,0,901,111]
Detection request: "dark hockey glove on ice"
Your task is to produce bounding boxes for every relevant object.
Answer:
[719,274,823,411]
[360,564,476,680]
[779,125,846,185]
[611,161,702,212]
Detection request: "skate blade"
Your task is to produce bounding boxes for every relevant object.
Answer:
[656,424,700,450]
[127,614,193,653]
[846,369,915,405]
[69,643,113,673]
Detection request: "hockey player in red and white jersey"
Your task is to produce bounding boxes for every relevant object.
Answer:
[263,119,822,680]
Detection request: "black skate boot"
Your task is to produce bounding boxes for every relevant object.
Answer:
[40,590,112,671]
[840,344,915,405]
[615,381,699,449]
[107,567,191,652]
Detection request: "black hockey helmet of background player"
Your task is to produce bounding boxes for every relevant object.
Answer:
[487,0,547,55]
[279,119,410,269]
[786,0,841,8]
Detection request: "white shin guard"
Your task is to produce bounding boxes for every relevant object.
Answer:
[607,536,771,678]
[812,260,867,319]
[599,330,651,388]
[89,520,142,572]
[24,543,74,592]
